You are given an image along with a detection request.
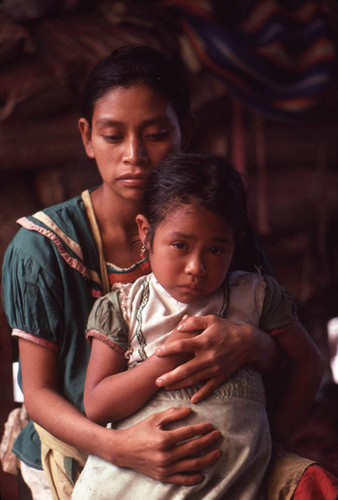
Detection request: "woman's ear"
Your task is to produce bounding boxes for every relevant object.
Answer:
[136,214,150,248]
[78,118,95,158]
[181,114,196,151]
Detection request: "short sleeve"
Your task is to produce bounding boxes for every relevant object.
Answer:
[86,291,129,353]
[260,275,298,332]
[2,239,63,348]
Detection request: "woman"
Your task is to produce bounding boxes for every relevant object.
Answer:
[2,45,332,499]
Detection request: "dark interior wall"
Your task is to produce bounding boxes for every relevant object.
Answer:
[0,1,338,496]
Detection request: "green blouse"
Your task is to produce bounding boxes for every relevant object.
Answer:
[1,193,149,469]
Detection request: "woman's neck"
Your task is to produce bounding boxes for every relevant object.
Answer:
[90,186,143,267]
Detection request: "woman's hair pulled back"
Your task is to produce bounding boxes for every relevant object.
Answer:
[142,153,249,244]
[81,45,190,125]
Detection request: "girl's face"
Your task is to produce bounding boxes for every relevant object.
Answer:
[137,202,235,304]
[79,84,184,203]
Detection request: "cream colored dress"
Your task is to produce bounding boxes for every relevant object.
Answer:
[73,271,296,500]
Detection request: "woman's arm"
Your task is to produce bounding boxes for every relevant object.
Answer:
[268,320,325,447]
[19,338,222,484]
[155,315,284,402]
[84,337,191,423]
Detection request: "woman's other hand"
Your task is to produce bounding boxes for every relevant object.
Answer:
[107,407,222,484]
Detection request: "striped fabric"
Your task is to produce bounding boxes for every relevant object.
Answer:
[162,0,335,119]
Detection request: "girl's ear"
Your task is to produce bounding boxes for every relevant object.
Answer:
[136,214,150,248]
[78,118,95,159]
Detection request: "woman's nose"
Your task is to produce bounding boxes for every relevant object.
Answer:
[185,254,206,276]
[123,136,148,166]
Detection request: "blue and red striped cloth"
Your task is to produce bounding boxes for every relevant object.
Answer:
[161,0,336,119]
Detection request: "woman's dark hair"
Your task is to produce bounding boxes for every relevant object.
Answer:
[142,152,249,245]
[81,45,190,126]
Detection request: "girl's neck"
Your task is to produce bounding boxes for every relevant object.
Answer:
[90,185,143,268]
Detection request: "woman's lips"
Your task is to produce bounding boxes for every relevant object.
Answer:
[118,174,147,187]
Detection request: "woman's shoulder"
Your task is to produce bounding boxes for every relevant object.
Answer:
[4,192,99,278]
[10,193,90,249]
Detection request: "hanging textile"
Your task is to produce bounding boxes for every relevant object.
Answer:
[161,0,336,120]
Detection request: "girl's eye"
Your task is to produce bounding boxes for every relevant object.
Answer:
[171,241,186,250]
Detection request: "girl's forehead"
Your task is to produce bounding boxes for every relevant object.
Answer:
[155,202,234,245]
[160,201,231,232]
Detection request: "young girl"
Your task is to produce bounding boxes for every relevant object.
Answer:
[72,153,323,500]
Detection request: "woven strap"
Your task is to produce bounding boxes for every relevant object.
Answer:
[81,190,110,295]
[34,423,87,499]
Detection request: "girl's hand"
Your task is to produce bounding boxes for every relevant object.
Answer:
[107,406,222,484]
[155,314,264,403]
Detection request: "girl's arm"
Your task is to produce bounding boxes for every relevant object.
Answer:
[84,337,192,424]
[19,338,221,484]
[268,320,325,447]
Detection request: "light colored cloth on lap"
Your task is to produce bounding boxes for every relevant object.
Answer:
[20,460,53,500]
[73,369,271,500]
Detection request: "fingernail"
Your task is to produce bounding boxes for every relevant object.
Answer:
[156,377,163,385]
[155,348,162,355]
[177,324,183,331]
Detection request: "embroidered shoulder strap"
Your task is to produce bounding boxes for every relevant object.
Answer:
[81,190,110,294]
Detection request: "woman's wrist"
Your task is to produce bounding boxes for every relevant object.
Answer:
[249,326,283,372]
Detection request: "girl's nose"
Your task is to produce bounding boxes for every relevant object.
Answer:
[185,254,206,277]
[123,136,148,166]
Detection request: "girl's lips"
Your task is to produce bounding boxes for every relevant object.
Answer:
[180,284,203,293]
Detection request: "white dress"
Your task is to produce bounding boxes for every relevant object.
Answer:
[72,271,296,500]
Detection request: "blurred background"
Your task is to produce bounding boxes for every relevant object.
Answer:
[0,1,337,498]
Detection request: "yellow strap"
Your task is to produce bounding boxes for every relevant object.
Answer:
[34,423,88,499]
[81,189,110,295]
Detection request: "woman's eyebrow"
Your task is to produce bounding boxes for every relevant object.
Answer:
[95,116,171,126]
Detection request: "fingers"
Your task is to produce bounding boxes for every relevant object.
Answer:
[156,358,204,387]
[155,406,193,426]
[177,315,208,333]
[156,353,227,389]
[190,378,222,404]
[160,449,222,485]
[156,337,202,357]
[166,428,222,462]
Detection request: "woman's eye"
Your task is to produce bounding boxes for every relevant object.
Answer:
[103,135,122,143]
[146,131,168,141]
[209,247,224,256]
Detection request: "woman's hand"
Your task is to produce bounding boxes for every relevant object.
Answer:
[19,339,222,485]
[155,314,281,403]
[105,407,222,485]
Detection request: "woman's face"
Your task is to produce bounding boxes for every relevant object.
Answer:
[79,84,184,202]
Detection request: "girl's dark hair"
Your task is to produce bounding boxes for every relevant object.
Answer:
[142,153,249,244]
[81,45,190,126]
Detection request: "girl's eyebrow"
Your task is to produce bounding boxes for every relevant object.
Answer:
[170,232,233,243]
